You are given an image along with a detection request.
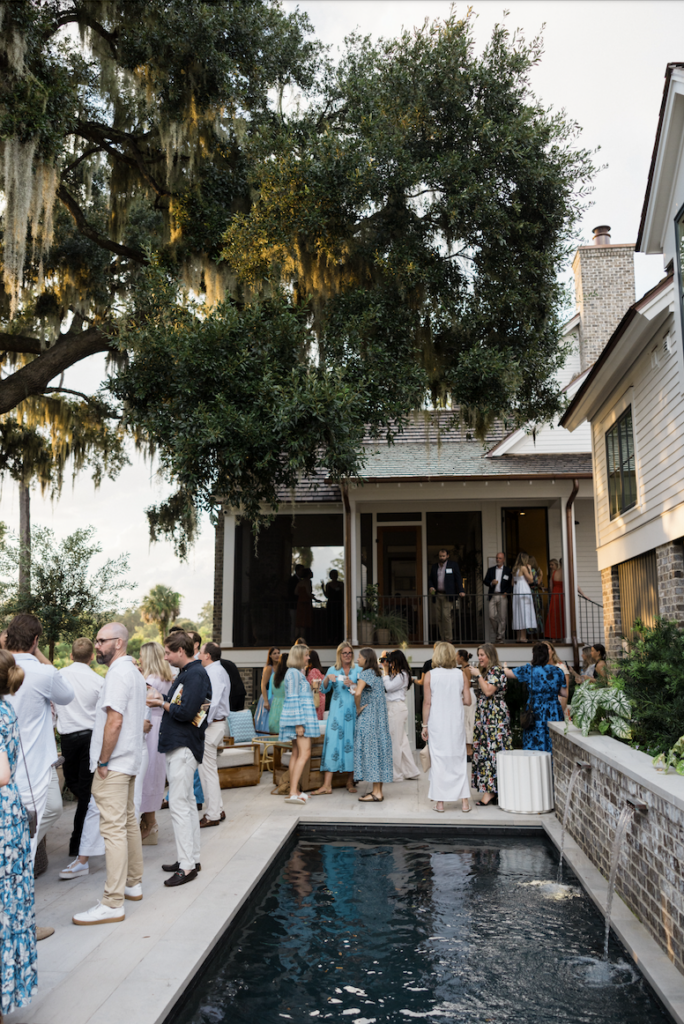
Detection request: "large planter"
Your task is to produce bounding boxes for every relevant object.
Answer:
[358,620,374,644]
[376,628,391,645]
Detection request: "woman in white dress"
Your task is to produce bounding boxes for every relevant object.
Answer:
[420,642,472,813]
[512,551,537,641]
[382,650,420,782]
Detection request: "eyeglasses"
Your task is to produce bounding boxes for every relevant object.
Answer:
[95,636,118,646]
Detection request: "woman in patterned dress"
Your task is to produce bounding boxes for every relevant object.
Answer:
[354,648,394,802]
[279,645,320,803]
[503,643,567,752]
[306,650,326,722]
[469,643,513,806]
[0,649,37,1017]
[311,641,360,796]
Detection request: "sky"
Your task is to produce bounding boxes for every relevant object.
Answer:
[0,1,679,621]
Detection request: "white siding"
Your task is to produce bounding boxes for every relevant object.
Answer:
[510,419,592,454]
[575,499,602,604]
[548,505,563,567]
[594,310,684,551]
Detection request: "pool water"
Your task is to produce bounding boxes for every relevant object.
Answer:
[174,830,670,1024]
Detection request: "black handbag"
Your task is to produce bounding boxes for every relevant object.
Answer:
[18,732,38,838]
[520,704,535,730]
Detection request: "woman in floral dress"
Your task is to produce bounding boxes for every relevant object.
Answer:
[279,645,320,804]
[354,648,394,802]
[470,643,512,806]
[503,643,567,752]
[0,649,37,1017]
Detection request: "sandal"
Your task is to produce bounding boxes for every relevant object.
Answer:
[475,795,498,807]
[461,801,471,813]
[358,794,384,802]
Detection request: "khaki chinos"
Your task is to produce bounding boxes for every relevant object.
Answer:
[488,593,508,642]
[91,769,143,909]
[434,592,454,642]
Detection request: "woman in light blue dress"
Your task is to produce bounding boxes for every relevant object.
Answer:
[311,641,360,796]
[279,645,320,803]
[0,650,37,1016]
[354,648,394,802]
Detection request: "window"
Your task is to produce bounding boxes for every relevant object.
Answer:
[606,406,637,518]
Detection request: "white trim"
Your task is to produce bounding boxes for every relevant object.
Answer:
[640,69,684,255]
[221,513,236,648]
[596,499,684,571]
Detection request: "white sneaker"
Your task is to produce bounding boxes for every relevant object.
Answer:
[60,859,89,880]
[124,883,143,901]
[72,901,125,926]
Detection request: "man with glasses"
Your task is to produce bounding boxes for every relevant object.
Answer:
[73,623,146,926]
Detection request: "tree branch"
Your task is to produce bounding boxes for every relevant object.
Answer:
[47,10,118,57]
[56,185,146,263]
[0,328,116,415]
[0,334,43,355]
[75,122,171,198]
[41,387,97,403]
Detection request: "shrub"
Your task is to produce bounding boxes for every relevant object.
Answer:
[617,619,684,755]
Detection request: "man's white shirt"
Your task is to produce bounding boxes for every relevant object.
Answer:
[56,661,103,734]
[205,660,231,724]
[89,655,146,775]
[8,653,74,792]
[494,566,504,592]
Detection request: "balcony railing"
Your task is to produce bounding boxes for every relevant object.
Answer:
[577,594,605,648]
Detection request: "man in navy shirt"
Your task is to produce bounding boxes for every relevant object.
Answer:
[147,632,211,887]
[428,549,465,642]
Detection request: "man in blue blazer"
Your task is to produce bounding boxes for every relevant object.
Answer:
[428,549,465,642]
[483,552,513,642]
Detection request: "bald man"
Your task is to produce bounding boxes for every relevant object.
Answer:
[73,622,146,926]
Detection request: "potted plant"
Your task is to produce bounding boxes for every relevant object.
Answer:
[357,583,379,644]
[569,682,632,739]
[374,612,409,645]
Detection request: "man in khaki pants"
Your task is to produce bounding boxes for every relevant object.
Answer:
[197,642,230,827]
[73,623,146,925]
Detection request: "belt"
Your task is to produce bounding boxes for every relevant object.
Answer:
[62,729,92,738]
[213,717,226,722]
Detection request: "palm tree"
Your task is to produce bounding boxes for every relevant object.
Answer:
[141,584,182,641]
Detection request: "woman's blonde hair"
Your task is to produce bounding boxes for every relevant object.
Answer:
[543,640,560,665]
[431,642,459,670]
[513,551,530,574]
[140,642,173,683]
[0,650,23,696]
[287,644,309,671]
[334,640,354,670]
[477,643,500,668]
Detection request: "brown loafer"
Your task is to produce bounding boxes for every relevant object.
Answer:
[199,815,220,828]
[164,868,198,887]
[36,926,55,941]
[220,810,226,820]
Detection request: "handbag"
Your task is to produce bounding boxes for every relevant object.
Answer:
[253,695,270,734]
[419,744,431,772]
[520,703,535,731]
[18,732,37,838]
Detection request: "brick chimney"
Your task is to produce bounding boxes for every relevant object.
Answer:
[572,226,636,370]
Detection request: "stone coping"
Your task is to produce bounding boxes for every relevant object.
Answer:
[549,721,684,812]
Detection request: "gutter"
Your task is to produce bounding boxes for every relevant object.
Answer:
[566,478,581,672]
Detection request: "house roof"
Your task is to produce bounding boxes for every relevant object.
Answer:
[360,443,591,481]
[636,62,684,252]
[560,272,674,429]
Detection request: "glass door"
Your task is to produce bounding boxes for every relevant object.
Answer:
[376,525,423,643]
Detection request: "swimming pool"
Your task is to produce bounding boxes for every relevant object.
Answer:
[172,827,671,1024]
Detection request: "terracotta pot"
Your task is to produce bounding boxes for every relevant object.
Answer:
[358,620,374,644]
[376,628,391,645]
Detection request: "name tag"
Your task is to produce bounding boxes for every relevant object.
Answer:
[503,575,509,580]
[446,568,453,574]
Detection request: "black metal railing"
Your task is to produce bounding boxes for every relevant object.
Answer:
[577,594,604,648]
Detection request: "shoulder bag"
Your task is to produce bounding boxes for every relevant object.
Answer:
[18,732,38,838]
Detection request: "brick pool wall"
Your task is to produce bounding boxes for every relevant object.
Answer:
[552,728,684,975]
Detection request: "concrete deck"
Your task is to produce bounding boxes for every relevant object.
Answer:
[7,769,684,1024]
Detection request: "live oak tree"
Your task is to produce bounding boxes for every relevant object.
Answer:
[1,2,595,552]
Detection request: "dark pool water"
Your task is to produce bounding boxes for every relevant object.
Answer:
[174,830,670,1024]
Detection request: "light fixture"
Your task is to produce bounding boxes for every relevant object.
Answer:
[520,511,526,516]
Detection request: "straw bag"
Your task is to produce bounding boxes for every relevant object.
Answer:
[419,744,431,772]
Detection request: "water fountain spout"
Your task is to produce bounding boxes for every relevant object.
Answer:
[603,798,647,959]
[556,761,592,883]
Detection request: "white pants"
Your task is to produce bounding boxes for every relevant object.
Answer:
[78,749,147,861]
[35,766,63,852]
[198,720,225,822]
[386,700,420,782]
[166,747,200,871]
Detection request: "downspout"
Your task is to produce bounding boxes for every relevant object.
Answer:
[565,478,580,672]
[341,481,352,641]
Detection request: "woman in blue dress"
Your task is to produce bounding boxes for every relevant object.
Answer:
[279,645,320,804]
[354,648,394,802]
[311,641,360,796]
[503,643,567,752]
[0,649,37,1016]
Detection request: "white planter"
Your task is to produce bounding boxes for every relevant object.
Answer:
[496,750,554,814]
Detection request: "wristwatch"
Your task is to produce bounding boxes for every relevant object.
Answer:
[97,760,109,768]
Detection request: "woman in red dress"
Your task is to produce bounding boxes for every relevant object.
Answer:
[544,558,565,639]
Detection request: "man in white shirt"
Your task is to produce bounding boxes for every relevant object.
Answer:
[197,642,230,828]
[56,637,103,870]
[6,614,74,862]
[483,552,513,643]
[73,622,146,926]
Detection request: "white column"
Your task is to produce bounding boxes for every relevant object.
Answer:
[421,511,429,643]
[560,491,570,643]
[221,512,236,648]
[350,500,359,647]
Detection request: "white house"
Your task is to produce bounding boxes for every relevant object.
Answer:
[562,63,684,657]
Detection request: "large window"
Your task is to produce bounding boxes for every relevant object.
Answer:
[606,406,637,519]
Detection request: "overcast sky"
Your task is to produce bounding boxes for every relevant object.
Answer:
[1,1,678,622]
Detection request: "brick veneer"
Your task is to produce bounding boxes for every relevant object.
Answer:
[573,243,636,370]
[601,564,622,658]
[656,539,684,626]
[213,516,224,644]
[552,728,684,975]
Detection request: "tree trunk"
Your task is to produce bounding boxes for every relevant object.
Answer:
[19,481,31,597]
[49,638,55,662]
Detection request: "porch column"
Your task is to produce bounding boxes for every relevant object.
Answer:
[221,511,236,648]
[560,493,570,643]
[351,506,360,646]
